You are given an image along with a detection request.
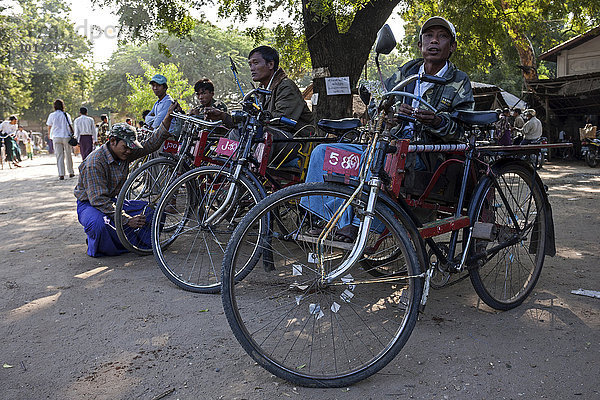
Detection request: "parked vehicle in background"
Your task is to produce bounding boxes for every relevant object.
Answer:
[581,137,600,167]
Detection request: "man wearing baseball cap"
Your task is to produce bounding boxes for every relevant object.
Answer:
[301,16,474,239]
[145,74,174,131]
[74,101,182,257]
[386,15,473,144]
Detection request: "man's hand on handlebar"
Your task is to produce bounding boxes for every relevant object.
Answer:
[396,104,443,128]
[204,107,227,121]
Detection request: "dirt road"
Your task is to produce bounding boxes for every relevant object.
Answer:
[1,155,599,399]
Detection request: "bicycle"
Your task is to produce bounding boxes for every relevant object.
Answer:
[114,114,225,255]
[219,62,566,386]
[151,87,358,293]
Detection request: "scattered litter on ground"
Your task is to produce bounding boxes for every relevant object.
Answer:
[571,289,600,299]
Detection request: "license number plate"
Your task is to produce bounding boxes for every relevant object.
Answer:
[215,137,239,157]
[162,140,180,154]
[323,147,361,176]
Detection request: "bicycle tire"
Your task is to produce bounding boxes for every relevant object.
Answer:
[585,147,599,168]
[152,165,265,293]
[221,182,422,387]
[468,162,546,310]
[115,157,180,255]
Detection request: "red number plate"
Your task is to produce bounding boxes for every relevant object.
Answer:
[323,147,361,176]
[215,137,239,157]
[162,140,180,154]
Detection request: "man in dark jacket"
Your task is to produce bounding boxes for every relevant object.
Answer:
[207,45,314,165]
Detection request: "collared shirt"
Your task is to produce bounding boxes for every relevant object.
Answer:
[74,122,170,215]
[522,116,542,140]
[1,121,18,136]
[385,58,474,143]
[403,62,450,135]
[74,114,98,142]
[145,94,173,130]
[47,110,72,138]
[16,129,29,142]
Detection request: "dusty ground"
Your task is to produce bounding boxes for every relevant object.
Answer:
[1,154,599,400]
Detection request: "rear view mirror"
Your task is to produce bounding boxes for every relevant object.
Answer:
[375,24,396,55]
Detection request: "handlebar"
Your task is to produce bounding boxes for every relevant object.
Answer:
[170,112,224,127]
[387,73,449,93]
[268,116,297,128]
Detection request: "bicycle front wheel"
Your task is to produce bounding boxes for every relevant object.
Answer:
[115,157,179,255]
[221,182,422,387]
[469,162,547,310]
[152,166,264,293]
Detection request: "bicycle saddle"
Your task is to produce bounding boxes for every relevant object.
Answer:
[451,110,498,126]
[317,118,361,135]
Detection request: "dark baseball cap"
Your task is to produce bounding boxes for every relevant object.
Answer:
[109,123,143,149]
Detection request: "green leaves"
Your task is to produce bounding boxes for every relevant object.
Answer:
[126,59,195,118]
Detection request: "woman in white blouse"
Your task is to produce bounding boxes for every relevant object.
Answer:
[46,99,74,180]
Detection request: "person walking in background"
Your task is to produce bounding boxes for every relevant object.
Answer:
[16,126,29,158]
[46,99,75,180]
[97,115,109,145]
[74,107,97,160]
[0,116,21,168]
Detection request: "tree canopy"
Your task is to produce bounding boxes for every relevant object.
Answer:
[3,0,600,128]
[1,0,93,124]
[401,0,600,90]
[92,22,257,116]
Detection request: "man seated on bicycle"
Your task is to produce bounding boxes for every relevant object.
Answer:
[206,45,314,165]
[74,101,182,257]
[189,78,230,122]
[302,16,474,241]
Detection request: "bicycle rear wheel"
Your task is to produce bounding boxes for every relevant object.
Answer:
[152,166,264,293]
[115,157,179,255]
[221,182,422,387]
[468,162,547,310]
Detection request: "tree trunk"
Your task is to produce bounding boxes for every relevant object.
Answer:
[302,0,400,128]
[499,0,538,82]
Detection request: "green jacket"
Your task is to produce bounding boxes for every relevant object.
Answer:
[259,68,314,136]
[384,59,474,143]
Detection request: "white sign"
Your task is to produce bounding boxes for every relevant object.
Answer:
[325,77,351,95]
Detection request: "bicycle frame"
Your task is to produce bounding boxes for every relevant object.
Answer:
[314,73,556,295]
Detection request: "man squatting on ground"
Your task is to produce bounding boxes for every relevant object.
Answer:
[301,16,474,241]
[74,101,181,257]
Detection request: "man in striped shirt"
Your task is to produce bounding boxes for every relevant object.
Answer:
[74,101,180,257]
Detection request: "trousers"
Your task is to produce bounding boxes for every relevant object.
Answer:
[53,136,74,177]
[77,199,153,257]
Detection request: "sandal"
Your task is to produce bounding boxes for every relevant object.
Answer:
[334,225,359,243]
